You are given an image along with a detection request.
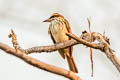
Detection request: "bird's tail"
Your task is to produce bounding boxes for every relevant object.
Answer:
[66,56,78,73]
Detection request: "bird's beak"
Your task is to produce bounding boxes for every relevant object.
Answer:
[43,18,51,22]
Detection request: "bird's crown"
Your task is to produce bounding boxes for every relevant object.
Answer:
[50,13,64,19]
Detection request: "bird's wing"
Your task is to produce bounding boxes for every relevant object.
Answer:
[64,19,73,57]
[48,28,65,59]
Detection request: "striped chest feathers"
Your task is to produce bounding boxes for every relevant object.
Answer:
[49,21,69,42]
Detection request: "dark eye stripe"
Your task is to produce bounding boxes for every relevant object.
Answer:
[50,16,55,19]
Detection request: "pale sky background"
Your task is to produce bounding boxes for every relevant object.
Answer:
[0,0,120,80]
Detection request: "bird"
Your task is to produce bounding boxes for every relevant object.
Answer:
[43,13,78,73]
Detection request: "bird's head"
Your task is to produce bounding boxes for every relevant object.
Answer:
[43,13,64,22]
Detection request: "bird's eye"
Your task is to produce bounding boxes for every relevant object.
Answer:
[50,16,55,19]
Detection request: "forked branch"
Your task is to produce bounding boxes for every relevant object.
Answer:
[0,29,120,80]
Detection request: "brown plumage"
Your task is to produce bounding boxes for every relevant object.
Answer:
[43,13,78,73]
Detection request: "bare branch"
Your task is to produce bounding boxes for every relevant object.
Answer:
[23,33,102,54]
[24,39,78,54]
[0,29,120,80]
[9,29,119,73]
[16,30,120,73]
[0,42,81,80]
[66,32,120,72]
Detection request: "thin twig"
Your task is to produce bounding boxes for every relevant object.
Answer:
[87,18,94,77]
